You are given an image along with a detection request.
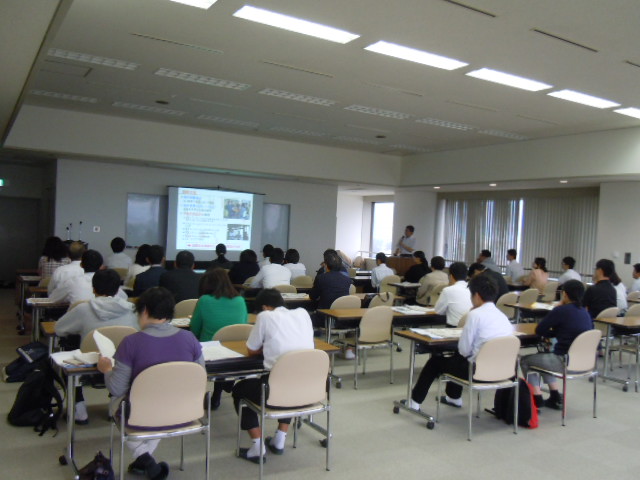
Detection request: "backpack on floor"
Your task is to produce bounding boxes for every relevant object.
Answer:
[491,377,538,429]
[2,341,49,383]
[78,451,115,480]
[7,359,65,436]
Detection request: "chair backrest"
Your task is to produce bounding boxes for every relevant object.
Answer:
[429,283,448,306]
[349,284,356,294]
[358,306,393,343]
[243,276,256,286]
[457,312,469,328]
[596,307,619,319]
[212,324,254,341]
[174,298,198,318]
[80,325,138,353]
[625,303,640,317]
[496,292,518,318]
[473,335,520,382]
[566,329,602,372]
[518,288,540,306]
[113,268,128,281]
[128,361,206,427]
[627,291,640,303]
[38,277,51,288]
[68,299,89,312]
[379,275,401,295]
[540,281,559,302]
[348,268,357,278]
[352,256,363,269]
[330,294,361,309]
[291,275,313,288]
[368,291,395,308]
[267,349,330,407]
[274,284,297,293]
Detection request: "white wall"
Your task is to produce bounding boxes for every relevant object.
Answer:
[335,192,364,261]
[54,158,338,269]
[392,189,439,257]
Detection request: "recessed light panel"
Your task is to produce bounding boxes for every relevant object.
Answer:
[48,48,139,70]
[269,127,326,137]
[155,68,251,90]
[233,6,359,44]
[466,68,552,91]
[547,89,620,109]
[614,107,640,119]
[416,117,475,130]
[258,88,336,106]
[30,89,98,103]
[364,41,467,70]
[197,115,259,128]
[112,101,186,116]
[332,136,382,145]
[170,0,218,9]
[388,144,430,153]
[344,105,411,120]
[477,129,528,140]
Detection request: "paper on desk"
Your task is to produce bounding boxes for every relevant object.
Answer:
[26,297,57,305]
[51,349,94,367]
[281,293,308,299]
[392,306,436,314]
[200,341,244,361]
[410,328,463,339]
[530,302,554,310]
[94,330,116,361]
[170,317,191,327]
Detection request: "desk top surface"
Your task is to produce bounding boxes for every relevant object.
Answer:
[317,307,438,319]
[395,323,537,344]
[595,316,640,327]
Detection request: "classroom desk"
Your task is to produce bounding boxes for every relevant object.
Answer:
[41,321,57,354]
[391,324,538,429]
[244,293,315,312]
[16,274,41,332]
[504,302,555,323]
[26,297,69,342]
[594,316,640,392]
[506,283,528,292]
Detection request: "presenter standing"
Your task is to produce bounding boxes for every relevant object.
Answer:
[394,225,416,257]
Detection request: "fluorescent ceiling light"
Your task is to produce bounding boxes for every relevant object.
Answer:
[258,88,336,106]
[614,107,640,119]
[197,115,259,128]
[344,104,411,120]
[547,89,620,109]
[388,144,430,153]
[170,0,218,9]
[233,6,359,44]
[433,186,441,190]
[477,129,528,140]
[48,48,139,70]
[489,183,497,187]
[269,127,326,137]
[559,180,568,184]
[112,101,186,116]
[332,136,383,145]
[416,117,475,130]
[155,68,251,90]
[30,89,98,103]
[364,41,467,70]
[466,68,552,91]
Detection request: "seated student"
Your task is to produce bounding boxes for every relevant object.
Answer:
[259,244,274,267]
[55,269,139,424]
[250,248,291,288]
[558,256,581,286]
[232,289,314,463]
[403,251,431,283]
[433,262,471,327]
[476,249,500,272]
[629,264,640,293]
[159,250,201,303]
[133,245,166,296]
[522,257,549,293]
[315,248,349,277]
[210,243,234,270]
[583,259,617,320]
[309,252,353,311]
[283,248,306,279]
[48,240,85,294]
[105,236,132,269]
[406,275,513,410]
[467,262,509,300]
[98,287,204,480]
[228,249,260,285]
[38,236,70,279]
[416,256,448,305]
[611,271,628,314]
[505,249,525,285]
[520,280,592,409]
[124,244,151,288]
[371,252,395,290]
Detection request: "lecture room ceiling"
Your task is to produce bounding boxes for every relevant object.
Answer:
[4,0,640,157]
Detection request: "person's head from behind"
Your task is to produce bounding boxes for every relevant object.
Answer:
[175,250,194,269]
[468,262,486,278]
[199,268,237,298]
[477,249,491,262]
[239,249,258,264]
[51,240,69,262]
[135,244,151,266]
[42,236,63,259]
[285,248,300,264]
[376,252,387,265]
[507,249,517,261]
[448,262,467,282]
[595,259,614,281]
[324,252,342,272]
[68,241,86,261]
[147,245,165,265]
[215,243,227,257]
[633,263,640,279]
[92,269,121,297]
[254,288,285,311]
[468,274,498,306]
[562,256,576,270]
[110,237,126,254]
[405,225,415,237]
[610,271,621,286]
[81,249,103,273]
[413,250,427,264]
[533,257,547,272]
[136,286,175,324]
[430,256,445,271]
[562,280,585,306]
[270,248,285,265]
[262,244,274,259]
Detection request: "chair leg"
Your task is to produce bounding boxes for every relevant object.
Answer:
[467,384,473,441]
[180,436,185,471]
[513,382,519,435]
[236,403,243,456]
[562,373,567,426]
[436,377,442,422]
[390,342,394,384]
[259,409,265,480]
[205,391,211,480]
[354,346,359,390]
[476,391,481,418]
[326,406,331,471]
[293,418,298,448]
[593,372,597,419]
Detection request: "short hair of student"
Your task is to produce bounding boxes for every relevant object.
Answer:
[634,263,640,274]
[254,288,285,310]
[199,268,239,298]
[175,250,195,269]
[430,256,445,270]
[563,280,585,305]
[215,243,227,255]
[405,225,415,233]
[110,237,126,253]
[324,253,342,272]
[285,248,300,264]
[134,244,151,266]
[147,245,165,264]
[480,249,491,258]
[534,257,547,272]
[468,262,486,277]
[507,249,517,258]
[376,252,387,263]
[413,250,427,264]
[68,241,86,261]
[595,259,615,277]
[239,249,257,263]
[135,286,175,320]
[81,249,103,273]
[449,262,467,281]
[468,274,498,302]
[270,247,285,264]
[92,269,121,296]
[42,236,63,259]
[562,256,576,269]
[262,244,274,257]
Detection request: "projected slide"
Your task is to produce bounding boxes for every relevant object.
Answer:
[176,187,252,251]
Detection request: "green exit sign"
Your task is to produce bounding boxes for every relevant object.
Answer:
[0,179,4,186]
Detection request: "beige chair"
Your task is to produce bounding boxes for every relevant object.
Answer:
[369,291,395,308]
[349,284,356,294]
[528,329,601,426]
[236,349,331,479]
[518,288,540,306]
[540,281,559,302]
[594,307,620,348]
[380,275,401,295]
[274,284,297,294]
[496,292,519,320]
[437,335,520,441]
[38,277,51,288]
[348,268,357,278]
[627,291,640,303]
[330,295,361,309]
[625,304,640,317]
[213,324,254,342]
[352,256,363,269]
[428,283,448,306]
[175,298,198,318]
[113,268,128,282]
[243,276,257,287]
[457,313,469,328]
[80,325,138,353]
[291,275,313,288]
[110,361,210,479]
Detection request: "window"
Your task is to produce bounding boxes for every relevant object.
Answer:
[370,202,394,254]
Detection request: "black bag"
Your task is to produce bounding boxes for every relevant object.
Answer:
[78,451,115,480]
[7,360,65,435]
[2,341,49,383]
[490,378,539,429]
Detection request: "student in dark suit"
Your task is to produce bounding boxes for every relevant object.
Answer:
[133,245,166,296]
[159,250,201,302]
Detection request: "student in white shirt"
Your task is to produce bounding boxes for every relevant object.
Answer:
[370,252,395,290]
[434,262,472,327]
[407,275,514,409]
[505,249,525,285]
[629,264,640,293]
[47,241,85,294]
[251,248,291,288]
[283,248,306,279]
[105,236,132,269]
[558,256,581,285]
[259,244,273,268]
[611,272,628,313]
